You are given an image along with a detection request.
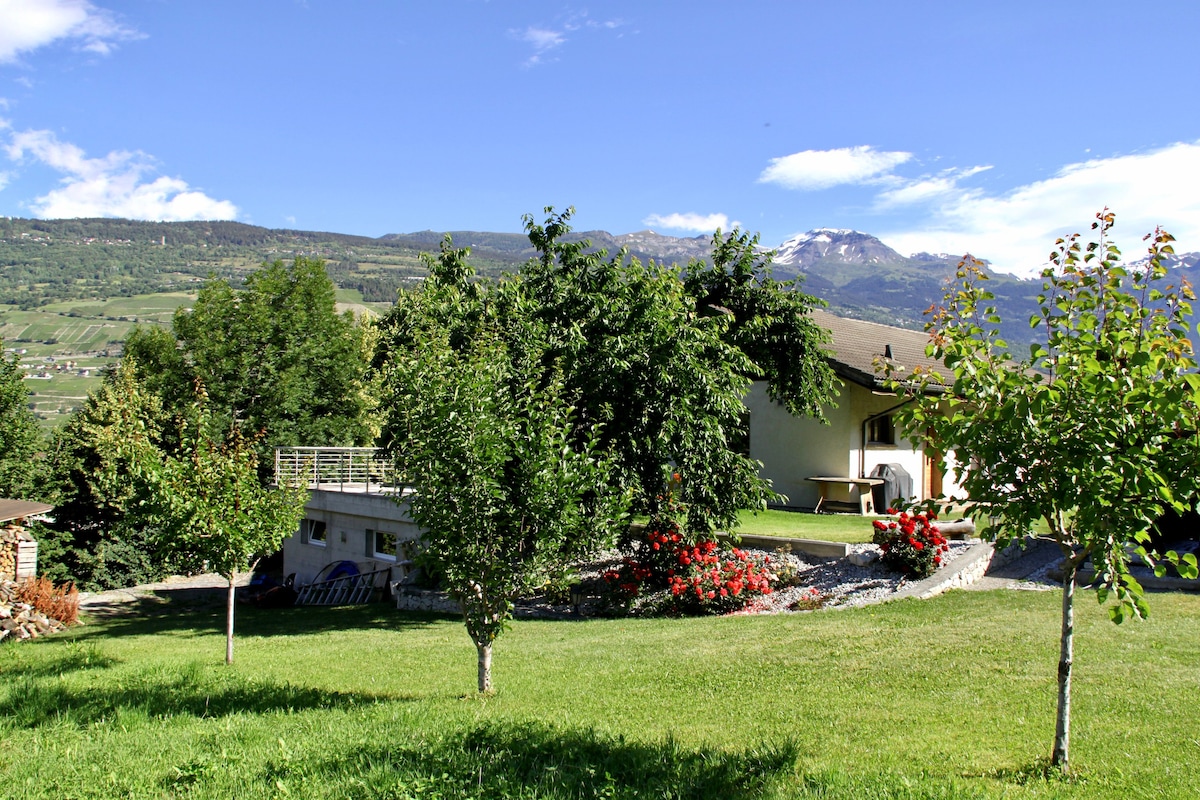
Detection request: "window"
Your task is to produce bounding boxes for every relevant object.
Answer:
[867,414,896,445]
[369,529,397,561]
[301,519,327,547]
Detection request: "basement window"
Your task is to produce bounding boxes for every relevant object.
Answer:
[370,529,398,561]
[301,519,327,547]
[867,414,896,446]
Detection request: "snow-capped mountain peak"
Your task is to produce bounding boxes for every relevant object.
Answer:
[774,228,905,270]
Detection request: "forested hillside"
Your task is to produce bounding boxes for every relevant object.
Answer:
[0,218,515,308]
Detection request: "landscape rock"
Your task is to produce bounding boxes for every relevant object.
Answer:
[848,548,881,567]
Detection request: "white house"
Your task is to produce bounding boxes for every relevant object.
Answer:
[746,309,961,513]
[274,447,421,589]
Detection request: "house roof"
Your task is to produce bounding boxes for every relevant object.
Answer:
[810,309,947,391]
[0,499,54,524]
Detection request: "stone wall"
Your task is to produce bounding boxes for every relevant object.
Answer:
[393,585,460,614]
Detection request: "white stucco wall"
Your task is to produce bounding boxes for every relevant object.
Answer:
[746,380,934,510]
[281,489,422,586]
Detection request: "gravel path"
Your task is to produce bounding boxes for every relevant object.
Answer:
[78,573,251,614]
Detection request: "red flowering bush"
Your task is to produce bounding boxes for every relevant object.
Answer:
[666,545,775,615]
[605,517,778,615]
[871,510,949,578]
[624,511,687,581]
[601,558,653,604]
[603,474,782,615]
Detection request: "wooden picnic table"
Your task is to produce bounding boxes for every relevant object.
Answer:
[807,476,885,515]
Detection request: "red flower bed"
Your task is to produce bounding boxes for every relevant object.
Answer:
[871,510,949,579]
[605,520,778,615]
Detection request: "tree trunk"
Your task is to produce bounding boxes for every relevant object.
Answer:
[1052,560,1076,771]
[226,573,236,665]
[476,642,493,693]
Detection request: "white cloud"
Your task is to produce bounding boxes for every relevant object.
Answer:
[0,0,141,64]
[515,26,566,66]
[522,27,565,51]
[878,142,1200,277]
[759,145,912,190]
[5,128,238,221]
[513,13,626,67]
[873,165,992,209]
[643,212,732,234]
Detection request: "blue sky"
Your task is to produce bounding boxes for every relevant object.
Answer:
[1,1,1198,276]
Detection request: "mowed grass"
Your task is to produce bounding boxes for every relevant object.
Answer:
[734,508,876,543]
[2,589,1198,798]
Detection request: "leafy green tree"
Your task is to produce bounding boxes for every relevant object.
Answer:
[0,342,44,499]
[39,360,169,590]
[683,228,837,419]
[887,212,1200,772]
[150,388,308,664]
[377,248,625,692]
[125,256,374,472]
[520,208,781,532]
[373,209,840,689]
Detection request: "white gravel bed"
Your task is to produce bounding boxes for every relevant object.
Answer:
[738,540,978,613]
[535,540,980,618]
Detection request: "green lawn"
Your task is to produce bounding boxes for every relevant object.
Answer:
[734,508,876,543]
[3,589,1197,798]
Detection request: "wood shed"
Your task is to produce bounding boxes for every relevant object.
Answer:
[0,499,53,582]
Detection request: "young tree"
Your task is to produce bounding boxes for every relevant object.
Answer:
[150,388,308,664]
[40,360,169,589]
[887,212,1200,772]
[0,342,44,499]
[377,251,625,692]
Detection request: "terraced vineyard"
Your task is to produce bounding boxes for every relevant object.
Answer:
[2,299,158,424]
[1,288,391,426]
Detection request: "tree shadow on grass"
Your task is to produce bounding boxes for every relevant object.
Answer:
[0,640,118,679]
[74,596,457,642]
[984,759,1087,790]
[1,662,412,729]
[270,720,799,800]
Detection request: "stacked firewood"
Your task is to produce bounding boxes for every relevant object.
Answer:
[0,580,73,642]
[0,526,18,580]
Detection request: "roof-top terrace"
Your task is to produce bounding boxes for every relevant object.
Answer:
[273,447,402,495]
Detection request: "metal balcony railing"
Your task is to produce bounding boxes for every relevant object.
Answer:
[274,447,399,494]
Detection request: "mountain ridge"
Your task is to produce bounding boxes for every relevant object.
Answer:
[2,217,1195,350]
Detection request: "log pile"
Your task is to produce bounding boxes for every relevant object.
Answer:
[0,581,70,642]
[1,522,38,581]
